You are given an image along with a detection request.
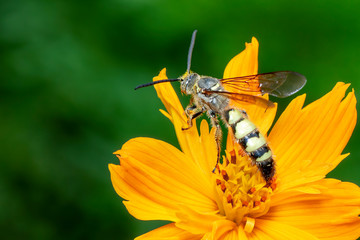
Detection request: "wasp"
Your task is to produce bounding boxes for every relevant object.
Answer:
[135,30,306,183]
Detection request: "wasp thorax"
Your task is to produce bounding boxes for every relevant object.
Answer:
[197,77,220,90]
[180,73,200,95]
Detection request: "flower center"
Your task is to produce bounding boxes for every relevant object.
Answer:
[213,145,276,232]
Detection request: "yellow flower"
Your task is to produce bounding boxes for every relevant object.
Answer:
[109,38,360,239]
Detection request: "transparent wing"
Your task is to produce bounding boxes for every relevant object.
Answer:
[204,90,275,109]
[220,71,307,98]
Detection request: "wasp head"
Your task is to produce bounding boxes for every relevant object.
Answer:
[180,72,200,95]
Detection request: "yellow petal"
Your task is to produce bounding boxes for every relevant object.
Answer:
[269,83,357,191]
[153,68,185,123]
[175,204,224,235]
[248,219,319,240]
[245,102,277,136]
[176,211,248,240]
[266,179,360,240]
[201,221,247,240]
[109,137,217,222]
[209,220,239,240]
[223,37,259,79]
[153,69,217,178]
[223,37,276,134]
[135,223,202,240]
[199,120,219,174]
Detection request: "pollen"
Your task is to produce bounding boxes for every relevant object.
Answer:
[213,144,275,226]
[220,183,227,192]
[227,194,233,205]
[248,187,256,194]
[229,149,236,164]
[221,170,229,181]
[241,200,249,206]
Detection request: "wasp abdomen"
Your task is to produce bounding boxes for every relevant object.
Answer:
[225,109,275,182]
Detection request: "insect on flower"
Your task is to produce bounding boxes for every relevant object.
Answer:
[135,30,306,183]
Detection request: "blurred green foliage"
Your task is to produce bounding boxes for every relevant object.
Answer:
[0,0,359,239]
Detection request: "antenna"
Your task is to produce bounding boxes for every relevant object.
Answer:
[134,78,180,90]
[186,30,198,74]
[135,30,198,90]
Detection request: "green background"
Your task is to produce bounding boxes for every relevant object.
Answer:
[1,0,359,239]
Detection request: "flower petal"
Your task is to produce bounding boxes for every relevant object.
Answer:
[109,137,217,222]
[223,37,258,79]
[175,204,224,235]
[135,223,202,240]
[266,179,360,240]
[269,83,357,190]
[154,69,217,177]
[200,221,248,240]
[175,208,248,239]
[244,102,277,137]
[248,219,319,240]
[223,37,276,134]
[210,220,240,240]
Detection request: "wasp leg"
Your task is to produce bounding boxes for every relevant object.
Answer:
[182,105,204,131]
[210,116,222,172]
[184,104,197,115]
[183,98,196,117]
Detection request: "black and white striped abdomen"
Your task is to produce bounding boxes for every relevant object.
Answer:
[225,109,275,182]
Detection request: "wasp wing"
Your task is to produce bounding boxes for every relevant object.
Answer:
[204,90,275,109]
[220,71,307,98]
